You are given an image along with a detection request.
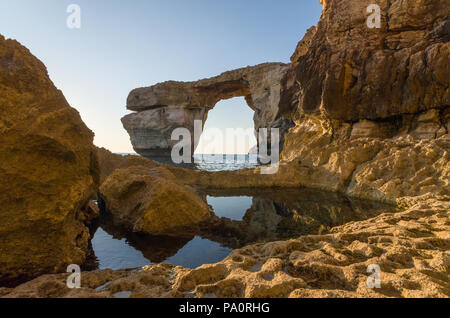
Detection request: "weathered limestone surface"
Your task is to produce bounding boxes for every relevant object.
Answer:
[2,198,448,298]
[122,63,291,157]
[274,0,450,203]
[98,122,450,205]
[0,35,99,286]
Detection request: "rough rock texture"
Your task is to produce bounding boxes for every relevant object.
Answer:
[98,126,449,206]
[279,115,449,203]
[280,0,449,121]
[2,198,448,298]
[122,63,291,157]
[96,147,159,184]
[155,129,448,205]
[99,166,211,236]
[0,35,99,286]
[96,147,126,185]
[275,0,450,202]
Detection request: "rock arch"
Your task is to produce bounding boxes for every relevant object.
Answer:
[121,62,293,159]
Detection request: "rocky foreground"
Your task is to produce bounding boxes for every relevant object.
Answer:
[0,0,448,298]
[1,197,448,298]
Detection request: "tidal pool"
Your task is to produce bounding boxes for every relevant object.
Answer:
[90,188,395,271]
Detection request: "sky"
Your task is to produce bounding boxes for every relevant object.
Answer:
[0,0,323,153]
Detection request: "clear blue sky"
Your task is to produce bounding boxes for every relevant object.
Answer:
[0,0,322,153]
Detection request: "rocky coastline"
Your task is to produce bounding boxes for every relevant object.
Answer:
[0,0,448,298]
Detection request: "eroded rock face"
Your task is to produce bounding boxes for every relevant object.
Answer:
[272,0,450,203]
[280,0,449,122]
[99,166,211,236]
[0,35,99,286]
[122,63,291,158]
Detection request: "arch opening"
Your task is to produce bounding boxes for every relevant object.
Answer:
[195,97,257,155]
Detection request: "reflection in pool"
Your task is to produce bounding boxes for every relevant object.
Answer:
[92,228,151,270]
[91,188,395,271]
[92,230,232,270]
[206,196,252,221]
[165,236,232,269]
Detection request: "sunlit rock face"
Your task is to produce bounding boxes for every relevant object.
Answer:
[275,0,450,203]
[98,165,211,236]
[122,63,291,158]
[3,198,449,298]
[0,35,99,286]
[280,0,449,122]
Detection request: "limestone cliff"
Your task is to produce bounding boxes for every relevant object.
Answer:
[122,63,292,158]
[275,0,449,203]
[0,35,99,286]
[280,0,449,121]
[109,0,450,204]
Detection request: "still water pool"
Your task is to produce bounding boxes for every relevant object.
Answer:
[91,188,395,270]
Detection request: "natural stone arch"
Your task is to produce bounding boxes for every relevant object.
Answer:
[122,62,293,159]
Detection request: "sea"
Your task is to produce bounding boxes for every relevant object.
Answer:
[118,153,260,171]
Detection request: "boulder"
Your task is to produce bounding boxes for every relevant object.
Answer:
[0,35,99,286]
[99,166,211,236]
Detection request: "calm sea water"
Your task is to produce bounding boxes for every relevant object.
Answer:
[120,153,260,171]
[192,154,259,171]
[91,183,395,271]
